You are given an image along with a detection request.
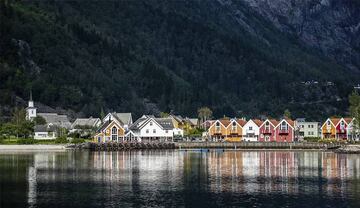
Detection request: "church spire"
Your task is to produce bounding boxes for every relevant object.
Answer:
[30,90,33,101]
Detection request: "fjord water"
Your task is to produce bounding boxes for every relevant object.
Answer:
[1,151,360,208]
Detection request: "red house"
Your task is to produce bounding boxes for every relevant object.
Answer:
[274,119,295,142]
[259,119,279,142]
[335,118,353,140]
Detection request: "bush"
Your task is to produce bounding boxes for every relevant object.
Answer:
[17,138,36,144]
[303,137,321,142]
[55,136,68,144]
[71,138,85,144]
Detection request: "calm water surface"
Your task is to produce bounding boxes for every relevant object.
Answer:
[1,150,360,207]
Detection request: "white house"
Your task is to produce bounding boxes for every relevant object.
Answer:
[295,118,319,140]
[242,119,263,141]
[129,116,174,142]
[34,124,57,140]
[347,119,360,141]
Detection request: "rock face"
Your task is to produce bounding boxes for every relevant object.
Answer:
[238,0,360,71]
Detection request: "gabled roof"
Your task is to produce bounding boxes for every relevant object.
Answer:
[112,113,132,125]
[187,118,199,126]
[276,119,295,129]
[34,124,57,132]
[259,119,278,128]
[96,120,123,133]
[154,118,174,130]
[344,117,354,124]
[71,118,100,128]
[219,119,231,127]
[330,118,341,126]
[253,119,264,127]
[37,113,71,129]
[235,119,246,127]
[269,119,279,126]
[129,117,148,130]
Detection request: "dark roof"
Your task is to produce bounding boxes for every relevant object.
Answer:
[130,117,174,130]
[154,118,174,130]
[129,118,147,130]
[34,125,57,132]
[97,120,111,133]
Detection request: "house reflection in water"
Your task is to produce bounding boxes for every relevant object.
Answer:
[203,151,360,196]
[18,150,360,207]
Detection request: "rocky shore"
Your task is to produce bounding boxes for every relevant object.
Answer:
[334,145,360,154]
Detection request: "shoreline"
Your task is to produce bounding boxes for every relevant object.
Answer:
[0,144,67,152]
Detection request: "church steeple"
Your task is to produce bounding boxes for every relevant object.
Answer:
[26,90,37,120]
[28,90,34,108]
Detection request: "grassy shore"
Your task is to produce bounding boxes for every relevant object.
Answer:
[0,138,93,145]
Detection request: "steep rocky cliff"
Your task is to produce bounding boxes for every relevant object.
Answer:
[238,0,360,71]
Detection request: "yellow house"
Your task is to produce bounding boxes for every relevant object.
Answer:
[321,118,338,139]
[225,119,246,142]
[208,119,230,141]
[94,120,125,143]
[208,119,246,142]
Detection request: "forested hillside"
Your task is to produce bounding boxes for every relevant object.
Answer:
[0,0,359,120]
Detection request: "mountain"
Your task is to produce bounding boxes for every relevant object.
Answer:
[0,0,359,120]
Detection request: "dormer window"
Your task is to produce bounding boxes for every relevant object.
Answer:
[232,122,236,131]
[281,121,287,130]
[265,121,270,130]
[215,122,221,132]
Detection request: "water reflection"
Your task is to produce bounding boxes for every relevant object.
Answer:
[1,150,360,207]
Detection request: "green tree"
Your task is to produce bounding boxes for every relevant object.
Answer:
[198,107,212,129]
[33,116,46,125]
[284,109,291,119]
[160,112,170,118]
[349,91,360,137]
[10,107,34,138]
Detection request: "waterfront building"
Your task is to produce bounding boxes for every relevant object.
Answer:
[34,124,57,140]
[321,117,354,140]
[103,112,133,130]
[295,118,319,140]
[258,119,278,142]
[274,119,295,142]
[208,118,246,142]
[129,116,174,142]
[94,118,125,143]
[347,119,360,141]
[242,119,263,142]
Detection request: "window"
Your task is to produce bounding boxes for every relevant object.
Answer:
[165,130,168,133]
[249,126,253,130]
[327,121,331,125]
[146,129,149,133]
[265,121,270,131]
[111,127,117,134]
[153,129,156,133]
[281,121,287,130]
[216,122,221,132]
[231,122,236,131]
[111,127,118,141]
[150,122,153,126]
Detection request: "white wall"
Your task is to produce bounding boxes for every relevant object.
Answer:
[242,120,260,141]
[34,132,56,140]
[139,120,173,138]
